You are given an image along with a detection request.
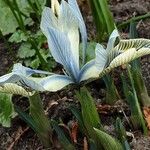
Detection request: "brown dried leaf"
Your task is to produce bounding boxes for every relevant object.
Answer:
[71,121,78,143]
[143,107,150,130]
[83,137,88,150]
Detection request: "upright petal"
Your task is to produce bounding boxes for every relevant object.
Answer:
[68,0,87,64]
[40,7,58,37]
[51,0,60,16]
[79,43,108,82]
[95,44,108,69]
[39,74,73,92]
[79,60,100,82]
[106,29,120,52]
[59,0,79,69]
[46,27,79,81]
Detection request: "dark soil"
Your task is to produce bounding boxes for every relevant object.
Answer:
[0,0,150,149]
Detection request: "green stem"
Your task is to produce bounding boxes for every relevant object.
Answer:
[127,65,148,135]
[35,0,42,13]
[13,0,26,32]
[29,93,52,148]
[118,13,150,29]
[28,38,49,71]
[27,0,40,22]
[103,75,120,105]
[4,0,22,30]
[131,60,150,106]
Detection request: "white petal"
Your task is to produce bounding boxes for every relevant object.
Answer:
[68,0,87,63]
[39,74,73,92]
[0,73,14,84]
[95,43,108,69]
[79,60,100,82]
[46,27,79,80]
[51,0,60,15]
[0,73,45,93]
[12,63,53,76]
[106,29,119,52]
[59,0,79,69]
[40,7,58,37]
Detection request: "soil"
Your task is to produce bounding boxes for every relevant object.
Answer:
[0,0,150,149]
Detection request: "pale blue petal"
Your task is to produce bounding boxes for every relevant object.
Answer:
[106,29,120,52]
[12,63,53,77]
[59,0,79,69]
[39,74,73,92]
[68,0,87,64]
[0,73,44,91]
[79,60,100,82]
[95,44,108,69]
[40,7,58,38]
[47,27,79,81]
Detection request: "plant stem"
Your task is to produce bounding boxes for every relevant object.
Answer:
[13,0,26,32]
[127,65,148,135]
[29,92,52,148]
[27,0,41,22]
[118,13,150,29]
[103,75,120,105]
[131,60,150,106]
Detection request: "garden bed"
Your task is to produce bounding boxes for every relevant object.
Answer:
[0,0,150,149]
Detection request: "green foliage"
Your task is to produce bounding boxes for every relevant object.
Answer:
[75,87,102,139]
[0,0,46,35]
[29,92,52,147]
[103,75,120,105]
[51,120,75,150]
[121,68,148,135]
[0,1,18,35]
[94,128,123,150]
[115,118,131,150]
[88,0,115,41]
[8,29,56,70]
[0,92,16,127]
[18,43,36,58]
[129,21,150,106]
[85,42,97,62]
[9,30,28,43]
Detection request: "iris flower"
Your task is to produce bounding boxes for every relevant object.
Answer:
[0,0,150,96]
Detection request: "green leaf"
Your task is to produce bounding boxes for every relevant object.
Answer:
[29,92,52,147]
[86,42,97,62]
[15,106,37,131]
[115,118,131,150]
[0,5,18,35]
[103,75,120,105]
[80,42,96,62]
[30,58,40,69]
[69,105,87,135]
[17,43,36,58]
[51,120,75,150]
[75,87,102,139]
[9,30,28,43]
[88,0,115,41]
[0,92,16,127]
[94,128,123,150]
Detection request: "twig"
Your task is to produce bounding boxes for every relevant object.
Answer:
[7,126,29,150]
[118,13,150,28]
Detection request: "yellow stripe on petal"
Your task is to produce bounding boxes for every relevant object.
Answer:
[0,83,34,96]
